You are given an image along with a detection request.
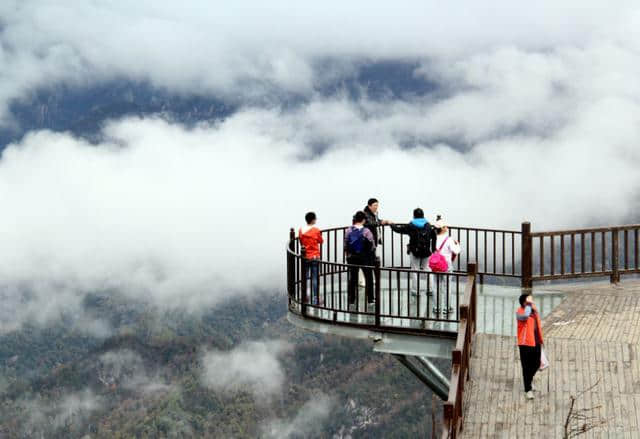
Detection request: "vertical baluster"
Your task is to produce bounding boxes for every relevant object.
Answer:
[436,274,440,320]
[406,270,411,318]
[388,266,392,318]
[466,229,470,271]
[457,228,462,271]
[417,267,421,320]
[591,232,596,273]
[493,231,496,274]
[602,231,606,272]
[323,261,327,308]
[338,266,342,311]
[391,229,395,267]
[624,229,629,270]
[396,270,401,316]
[560,234,565,275]
[400,233,405,267]
[475,231,478,272]
[446,275,450,319]
[581,233,585,273]
[484,231,487,274]
[511,232,515,275]
[550,235,555,276]
[456,276,460,321]
[571,234,575,274]
[374,259,381,325]
[331,261,335,310]
[539,236,544,276]
[426,271,431,319]
[633,229,640,270]
[381,226,386,267]
[502,231,506,275]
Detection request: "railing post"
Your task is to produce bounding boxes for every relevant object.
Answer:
[521,222,532,289]
[467,263,477,334]
[374,257,381,327]
[301,246,308,316]
[287,228,295,301]
[611,228,620,283]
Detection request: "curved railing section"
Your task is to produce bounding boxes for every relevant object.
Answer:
[286,223,508,334]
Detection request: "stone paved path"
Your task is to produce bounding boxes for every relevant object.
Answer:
[460,280,640,438]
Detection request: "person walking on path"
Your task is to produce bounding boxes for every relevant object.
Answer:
[299,212,323,305]
[390,208,436,296]
[345,211,376,310]
[516,293,544,400]
[431,216,461,315]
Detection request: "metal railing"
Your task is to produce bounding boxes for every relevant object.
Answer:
[288,228,469,335]
[442,264,477,439]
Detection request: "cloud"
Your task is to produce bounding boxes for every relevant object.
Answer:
[261,395,334,439]
[1,1,639,125]
[201,340,292,399]
[22,389,103,435]
[98,349,172,394]
[1,4,640,329]
[0,50,640,329]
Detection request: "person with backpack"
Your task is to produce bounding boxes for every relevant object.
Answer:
[390,208,436,297]
[429,216,461,315]
[344,211,376,310]
[299,212,324,305]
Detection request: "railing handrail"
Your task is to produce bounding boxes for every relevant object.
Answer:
[442,263,477,439]
[530,223,640,237]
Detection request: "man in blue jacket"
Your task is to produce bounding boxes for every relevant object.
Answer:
[391,208,436,296]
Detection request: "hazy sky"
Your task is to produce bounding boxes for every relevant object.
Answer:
[1,1,639,331]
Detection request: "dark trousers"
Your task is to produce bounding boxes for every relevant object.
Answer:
[347,254,374,304]
[519,344,541,392]
[304,259,320,305]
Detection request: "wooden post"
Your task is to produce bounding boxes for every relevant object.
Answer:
[611,228,620,283]
[374,257,381,327]
[521,222,532,289]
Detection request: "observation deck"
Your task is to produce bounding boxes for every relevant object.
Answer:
[285,222,640,438]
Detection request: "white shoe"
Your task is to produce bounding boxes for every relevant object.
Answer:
[525,391,534,400]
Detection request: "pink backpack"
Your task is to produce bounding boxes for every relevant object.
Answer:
[428,237,450,272]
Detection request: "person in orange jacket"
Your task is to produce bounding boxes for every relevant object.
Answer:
[299,212,324,305]
[516,293,544,400]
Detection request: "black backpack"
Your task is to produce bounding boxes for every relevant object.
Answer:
[411,225,433,258]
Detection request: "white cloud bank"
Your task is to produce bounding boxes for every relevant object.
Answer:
[1,1,640,125]
[0,2,639,331]
[0,50,640,328]
[201,340,292,400]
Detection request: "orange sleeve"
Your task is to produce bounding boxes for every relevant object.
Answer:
[314,228,324,244]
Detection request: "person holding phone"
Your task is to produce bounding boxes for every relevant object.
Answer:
[516,293,544,400]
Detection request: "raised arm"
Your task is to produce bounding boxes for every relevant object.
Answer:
[516,305,532,321]
[390,223,410,234]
